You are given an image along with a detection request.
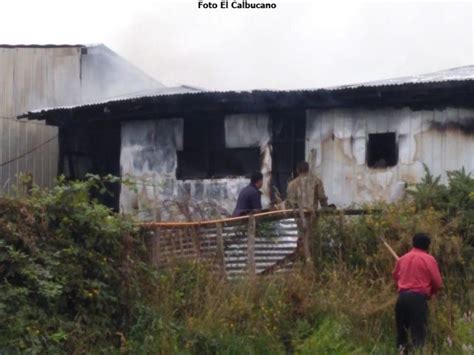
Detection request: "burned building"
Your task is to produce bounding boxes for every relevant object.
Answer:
[22,66,474,219]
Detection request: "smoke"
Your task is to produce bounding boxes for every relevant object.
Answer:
[0,0,471,91]
[106,0,473,91]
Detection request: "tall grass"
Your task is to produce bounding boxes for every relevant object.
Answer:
[124,204,471,353]
[126,168,473,354]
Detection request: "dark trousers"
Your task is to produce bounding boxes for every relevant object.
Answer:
[395,291,428,350]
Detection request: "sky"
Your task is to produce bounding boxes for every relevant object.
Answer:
[1,0,473,90]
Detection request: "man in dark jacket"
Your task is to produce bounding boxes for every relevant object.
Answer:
[232,172,263,217]
[392,233,443,353]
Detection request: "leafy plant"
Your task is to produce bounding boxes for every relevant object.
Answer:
[0,175,155,353]
[407,163,448,210]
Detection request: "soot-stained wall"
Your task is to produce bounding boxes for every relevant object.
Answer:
[306,107,474,207]
[120,106,474,219]
[120,114,271,220]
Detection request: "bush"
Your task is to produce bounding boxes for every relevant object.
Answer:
[409,165,474,242]
[0,175,155,353]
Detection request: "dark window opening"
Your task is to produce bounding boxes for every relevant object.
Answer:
[177,151,209,180]
[367,132,398,168]
[214,148,260,178]
[177,117,260,180]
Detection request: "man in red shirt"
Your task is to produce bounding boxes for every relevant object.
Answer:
[392,233,443,352]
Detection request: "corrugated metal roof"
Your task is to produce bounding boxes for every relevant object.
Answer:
[26,85,203,113]
[20,65,474,119]
[97,85,203,100]
[328,65,474,90]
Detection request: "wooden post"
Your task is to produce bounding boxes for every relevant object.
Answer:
[337,211,344,263]
[191,225,201,260]
[215,223,226,278]
[302,212,312,264]
[247,215,256,277]
[296,185,312,264]
[152,228,161,267]
[178,229,185,257]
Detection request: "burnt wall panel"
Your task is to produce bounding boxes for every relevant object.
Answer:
[306,107,474,208]
[120,114,272,221]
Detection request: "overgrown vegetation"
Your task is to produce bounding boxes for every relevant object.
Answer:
[0,169,472,354]
[0,175,153,353]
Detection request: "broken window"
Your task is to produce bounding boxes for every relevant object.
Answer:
[177,117,260,179]
[367,132,398,168]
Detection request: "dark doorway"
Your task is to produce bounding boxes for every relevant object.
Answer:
[59,121,121,210]
[271,111,306,200]
[367,132,398,168]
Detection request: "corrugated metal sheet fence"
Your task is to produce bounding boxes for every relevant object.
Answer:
[0,117,58,194]
[142,210,305,278]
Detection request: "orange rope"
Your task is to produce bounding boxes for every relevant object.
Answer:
[139,208,375,229]
[140,209,303,229]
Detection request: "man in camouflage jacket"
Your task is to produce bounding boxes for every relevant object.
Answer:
[286,161,328,210]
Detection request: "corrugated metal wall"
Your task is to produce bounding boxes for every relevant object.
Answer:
[0,118,58,192]
[0,46,81,194]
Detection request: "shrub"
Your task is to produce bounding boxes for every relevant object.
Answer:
[0,175,155,353]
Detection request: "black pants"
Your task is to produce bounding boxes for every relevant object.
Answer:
[395,291,428,350]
